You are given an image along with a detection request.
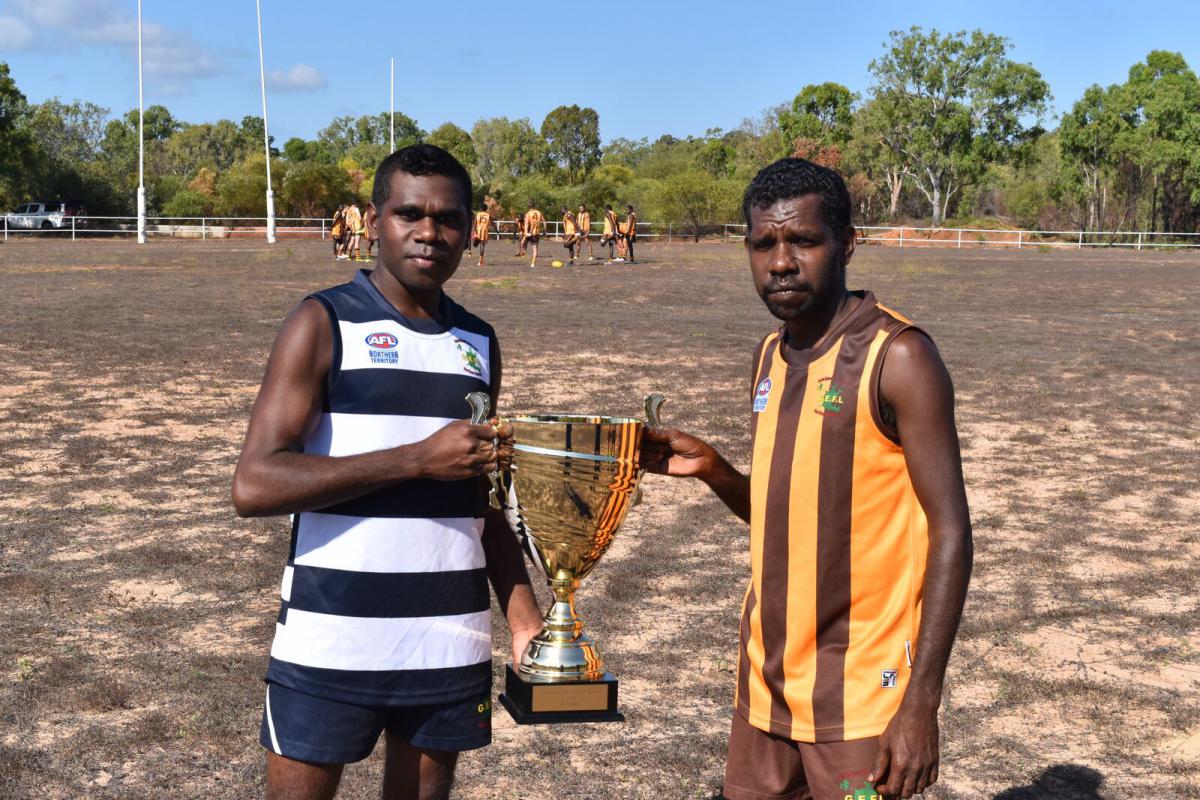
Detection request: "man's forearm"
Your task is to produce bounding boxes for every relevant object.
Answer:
[232,444,427,517]
[481,510,542,631]
[701,451,751,523]
[904,523,973,706]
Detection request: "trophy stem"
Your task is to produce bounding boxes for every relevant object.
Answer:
[518,572,605,680]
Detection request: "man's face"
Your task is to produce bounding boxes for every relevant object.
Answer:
[745,194,852,322]
[368,171,468,294]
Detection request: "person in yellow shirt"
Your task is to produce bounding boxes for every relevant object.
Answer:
[523,201,544,267]
[472,202,496,267]
[577,204,594,261]
[560,207,578,266]
[601,204,620,263]
[344,202,364,262]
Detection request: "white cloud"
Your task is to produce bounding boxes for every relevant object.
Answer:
[267,64,327,92]
[0,15,34,49]
[1,0,223,95]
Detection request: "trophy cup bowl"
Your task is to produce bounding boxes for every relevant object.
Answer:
[466,392,664,724]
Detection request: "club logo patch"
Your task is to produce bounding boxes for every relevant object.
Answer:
[837,778,882,800]
[814,377,845,416]
[881,669,898,688]
[753,377,772,413]
[365,332,399,364]
[455,338,484,378]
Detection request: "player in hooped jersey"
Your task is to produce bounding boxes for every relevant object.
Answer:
[233,144,543,800]
[642,159,972,800]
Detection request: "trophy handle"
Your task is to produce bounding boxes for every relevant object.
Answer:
[465,392,503,510]
[633,393,667,507]
[644,393,666,429]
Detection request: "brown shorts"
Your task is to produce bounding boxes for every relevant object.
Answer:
[723,713,883,800]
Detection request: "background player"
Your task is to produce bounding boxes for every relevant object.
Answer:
[623,204,638,264]
[523,201,543,267]
[343,201,364,262]
[472,201,495,266]
[601,204,619,263]
[577,204,594,261]
[331,204,347,261]
[560,206,578,265]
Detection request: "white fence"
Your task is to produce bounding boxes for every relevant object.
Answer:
[4,216,1200,250]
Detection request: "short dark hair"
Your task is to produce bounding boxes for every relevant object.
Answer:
[372,143,472,213]
[742,158,851,234]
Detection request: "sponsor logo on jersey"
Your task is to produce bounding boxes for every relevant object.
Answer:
[881,669,898,688]
[365,332,398,349]
[455,338,484,378]
[753,377,772,413]
[814,377,845,416]
[365,332,400,364]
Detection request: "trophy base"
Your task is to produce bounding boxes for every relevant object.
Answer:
[498,664,624,725]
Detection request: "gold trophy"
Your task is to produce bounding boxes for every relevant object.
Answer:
[466,391,665,724]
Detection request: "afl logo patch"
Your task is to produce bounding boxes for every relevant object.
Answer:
[753,377,772,413]
[365,332,398,349]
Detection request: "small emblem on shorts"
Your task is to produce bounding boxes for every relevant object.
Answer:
[881,669,898,688]
[838,778,881,800]
[753,377,772,413]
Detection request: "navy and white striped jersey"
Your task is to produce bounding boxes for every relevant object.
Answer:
[265,269,497,706]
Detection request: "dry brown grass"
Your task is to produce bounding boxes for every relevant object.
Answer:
[0,238,1197,798]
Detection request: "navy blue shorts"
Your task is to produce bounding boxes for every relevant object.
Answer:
[260,682,492,764]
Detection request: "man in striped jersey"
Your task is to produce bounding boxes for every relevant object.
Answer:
[642,158,973,800]
[233,144,543,800]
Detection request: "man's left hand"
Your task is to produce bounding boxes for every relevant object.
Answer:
[868,701,939,798]
[510,624,541,666]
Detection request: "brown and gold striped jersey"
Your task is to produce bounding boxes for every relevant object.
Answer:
[737,291,929,743]
[524,208,543,235]
[577,210,591,235]
[473,211,491,239]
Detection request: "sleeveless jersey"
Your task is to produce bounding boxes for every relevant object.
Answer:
[473,211,491,240]
[736,291,929,743]
[266,269,496,706]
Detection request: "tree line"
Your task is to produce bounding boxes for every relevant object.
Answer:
[2,27,1199,236]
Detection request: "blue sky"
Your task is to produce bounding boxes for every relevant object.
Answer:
[2,0,1198,144]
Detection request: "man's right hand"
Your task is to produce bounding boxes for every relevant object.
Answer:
[641,427,716,479]
[641,427,751,523]
[414,420,502,481]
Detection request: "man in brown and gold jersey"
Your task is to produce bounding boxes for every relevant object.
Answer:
[522,201,544,268]
[600,204,620,262]
[471,201,495,267]
[642,158,972,800]
[560,206,578,265]
[577,204,594,261]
